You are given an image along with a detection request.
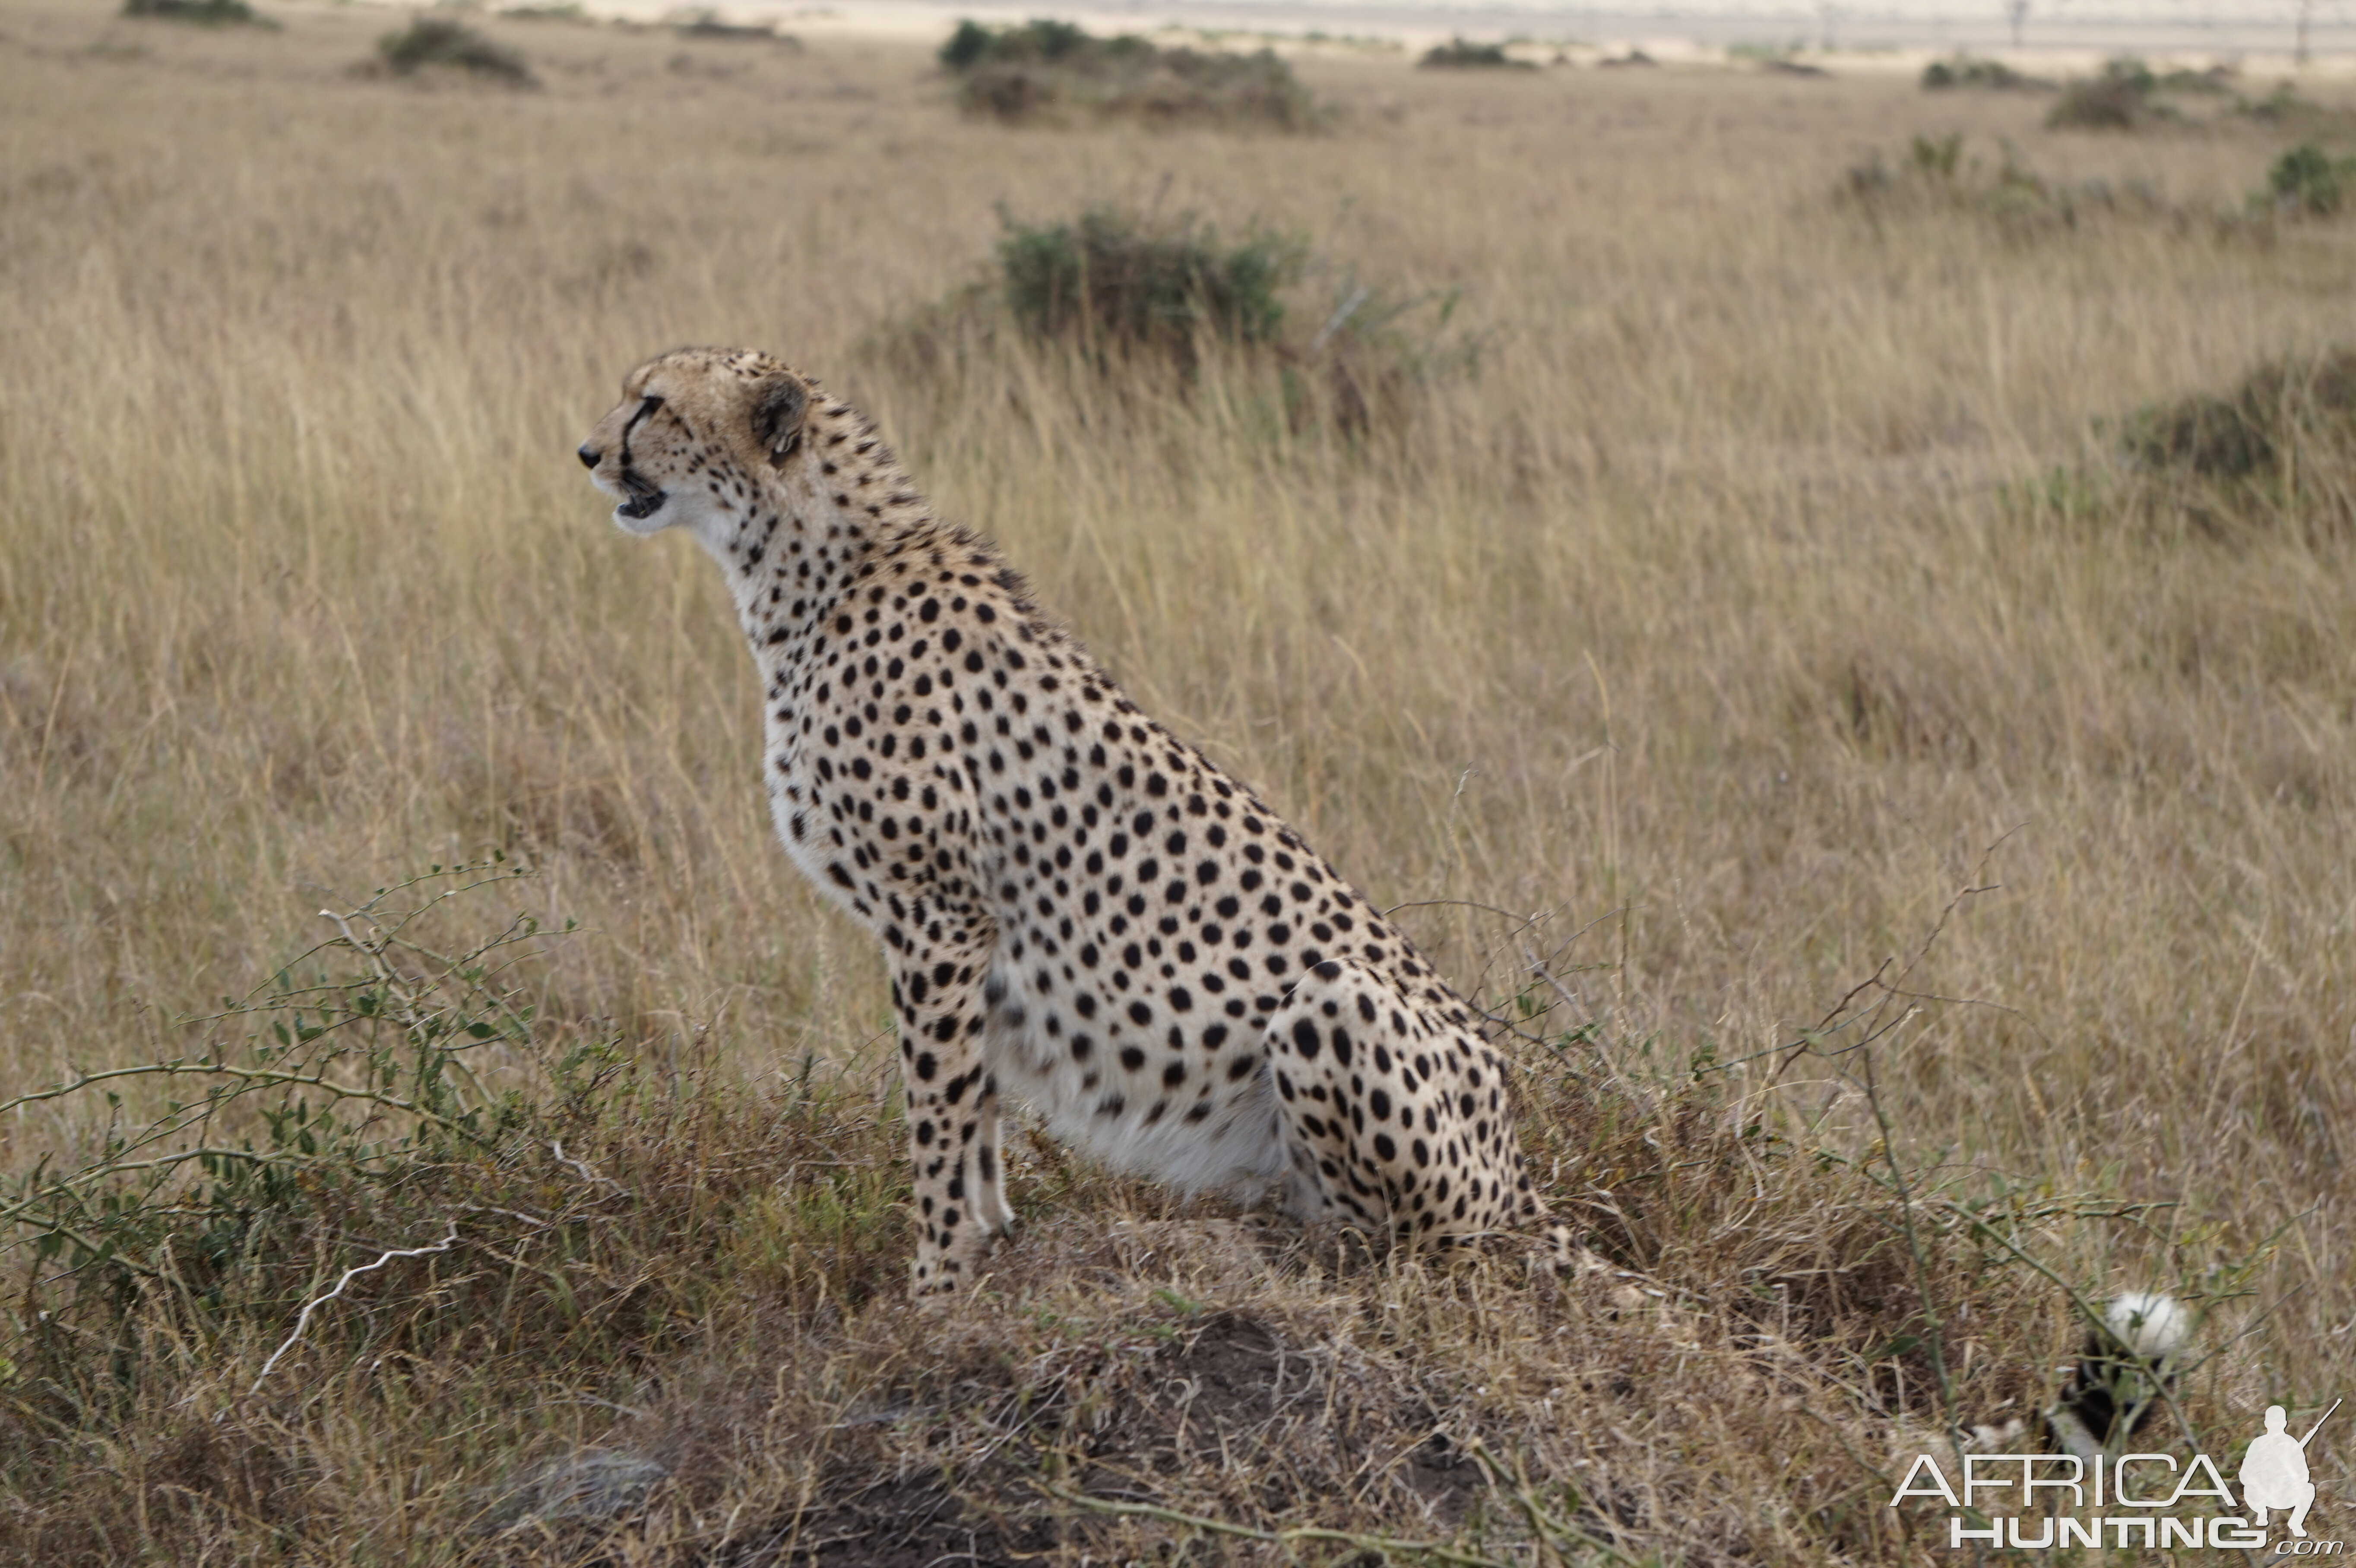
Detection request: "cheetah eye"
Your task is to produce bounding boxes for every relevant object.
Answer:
[639,395,665,414]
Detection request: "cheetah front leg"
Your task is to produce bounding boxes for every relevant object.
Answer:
[889,948,1013,1297]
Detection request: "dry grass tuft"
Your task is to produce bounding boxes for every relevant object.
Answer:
[3,8,2354,1560]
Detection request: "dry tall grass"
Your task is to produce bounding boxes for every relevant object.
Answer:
[3,3,2353,1561]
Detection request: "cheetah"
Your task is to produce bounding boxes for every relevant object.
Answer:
[580,347,1571,1295]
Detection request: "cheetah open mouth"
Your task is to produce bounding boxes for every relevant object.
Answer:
[616,486,668,522]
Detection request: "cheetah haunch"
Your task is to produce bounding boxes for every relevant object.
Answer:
[581,348,1569,1296]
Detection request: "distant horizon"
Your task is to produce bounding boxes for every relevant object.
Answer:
[654,0,2356,63]
[1094,0,2333,16]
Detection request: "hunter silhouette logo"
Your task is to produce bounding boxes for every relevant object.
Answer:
[2244,1400,2338,1539]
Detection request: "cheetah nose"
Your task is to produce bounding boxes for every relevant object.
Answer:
[577,443,601,470]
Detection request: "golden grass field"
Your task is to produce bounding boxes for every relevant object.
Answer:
[3,3,2355,1561]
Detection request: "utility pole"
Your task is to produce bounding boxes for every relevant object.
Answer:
[2296,0,2315,68]
[2007,0,2030,49]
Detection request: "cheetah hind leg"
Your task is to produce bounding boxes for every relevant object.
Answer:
[1264,958,1504,1252]
[1266,958,1602,1279]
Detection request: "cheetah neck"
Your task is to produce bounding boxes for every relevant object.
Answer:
[695,400,943,655]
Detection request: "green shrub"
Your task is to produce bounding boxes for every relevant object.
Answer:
[123,0,271,26]
[1835,133,1967,204]
[1920,54,2041,91]
[2047,76,2145,130]
[870,205,1480,446]
[2098,54,2158,94]
[2042,57,2238,130]
[940,16,1092,68]
[2156,63,2236,94]
[938,18,1317,130]
[996,206,1294,357]
[2107,348,2356,542]
[0,862,551,1328]
[2043,56,2184,130]
[939,16,991,66]
[372,17,537,84]
[0,860,913,1470]
[1417,37,1534,70]
[2267,142,2355,216]
[2125,348,2356,481]
[666,7,785,40]
[1107,50,1314,130]
[1908,130,1963,181]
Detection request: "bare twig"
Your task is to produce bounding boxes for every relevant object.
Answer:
[1382,897,1543,926]
[318,906,401,992]
[248,1221,459,1396]
[1041,1482,1510,1567]
[1745,831,2025,1087]
[550,1140,627,1195]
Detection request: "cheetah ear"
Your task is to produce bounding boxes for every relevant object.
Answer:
[750,373,809,468]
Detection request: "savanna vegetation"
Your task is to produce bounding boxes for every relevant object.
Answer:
[939,16,1318,130]
[3,3,2353,1561]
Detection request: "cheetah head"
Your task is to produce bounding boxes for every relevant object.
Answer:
[578,347,812,540]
